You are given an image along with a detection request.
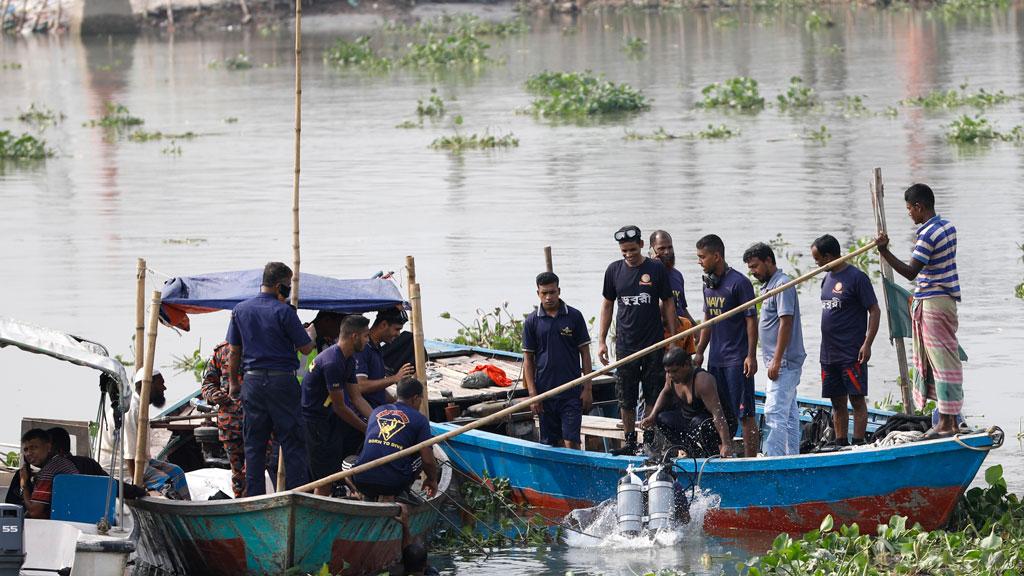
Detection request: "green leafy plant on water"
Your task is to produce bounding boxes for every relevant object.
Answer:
[161,141,183,156]
[440,303,527,352]
[802,125,830,144]
[171,342,208,383]
[933,0,1010,17]
[804,9,834,30]
[846,236,881,278]
[902,83,1016,110]
[381,14,527,37]
[18,103,65,128]
[85,102,144,129]
[697,76,764,111]
[224,117,239,124]
[1,61,22,70]
[127,130,198,143]
[430,131,519,153]
[624,124,739,141]
[776,76,819,111]
[1016,243,1024,301]
[0,130,54,160]
[622,36,647,58]
[209,53,254,70]
[525,71,650,118]
[825,43,844,55]
[323,36,393,71]
[400,30,491,68]
[712,14,739,28]
[837,95,870,117]
[883,105,899,118]
[946,114,1024,144]
[873,388,935,416]
[948,464,1023,535]
[416,88,447,119]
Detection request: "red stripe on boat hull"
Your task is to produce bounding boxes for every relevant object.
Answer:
[510,485,964,534]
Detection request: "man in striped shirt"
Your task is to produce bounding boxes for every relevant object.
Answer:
[876,183,962,438]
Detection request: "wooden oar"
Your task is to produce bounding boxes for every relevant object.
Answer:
[291,240,879,494]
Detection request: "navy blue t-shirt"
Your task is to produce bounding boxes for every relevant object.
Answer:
[667,267,688,315]
[602,258,672,354]
[820,265,878,365]
[226,293,312,371]
[521,302,591,399]
[301,345,358,420]
[351,341,388,410]
[703,267,756,368]
[354,402,431,487]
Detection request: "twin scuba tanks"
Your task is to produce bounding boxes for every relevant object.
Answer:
[616,464,678,536]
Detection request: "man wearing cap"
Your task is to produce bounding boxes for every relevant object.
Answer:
[227,261,316,495]
[99,369,192,499]
[349,308,415,420]
[599,225,678,455]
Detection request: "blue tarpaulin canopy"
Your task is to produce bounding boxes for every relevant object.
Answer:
[160,270,407,330]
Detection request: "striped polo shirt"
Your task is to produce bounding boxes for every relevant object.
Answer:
[911,215,961,301]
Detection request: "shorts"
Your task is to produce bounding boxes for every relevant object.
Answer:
[354,457,422,501]
[615,351,664,411]
[539,395,582,445]
[305,417,363,481]
[821,362,868,398]
[709,365,754,419]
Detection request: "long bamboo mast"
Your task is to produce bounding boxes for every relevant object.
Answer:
[133,290,162,486]
[135,258,146,373]
[291,240,879,494]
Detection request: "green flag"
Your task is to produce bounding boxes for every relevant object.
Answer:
[882,276,968,361]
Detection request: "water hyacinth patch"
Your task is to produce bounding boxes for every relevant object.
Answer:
[698,77,764,111]
[623,37,647,58]
[416,89,447,118]
[775,76,819,110]
[208,53,254,70]
[323,36,393,71]
[18,104,65,128]
[946,114,1024,144]
[624,124,739,141]
[0,130,54,160]
[400,30,491,68]
[429,131,519,153]
[526,71,650,118]
[902,83,1016,109]
[85,102,144,129]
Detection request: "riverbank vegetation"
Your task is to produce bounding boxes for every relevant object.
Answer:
[0,130,53,160]
[739,465,1024,576]
[526,71,650,118]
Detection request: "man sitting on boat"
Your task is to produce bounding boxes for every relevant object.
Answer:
[18,428,79,519]
[639,348,736,459]
[350,308,415,420]
[99,369,192,500]
[48,426,106,476]
[353,378,439,502]
[302,315,371,495]
[522,271,593,450]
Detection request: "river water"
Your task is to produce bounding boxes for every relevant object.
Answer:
[2,2,1023,573]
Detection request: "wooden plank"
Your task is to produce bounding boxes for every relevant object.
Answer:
[580,415,643,442]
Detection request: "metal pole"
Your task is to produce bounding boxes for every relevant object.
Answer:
[870,168,914,414]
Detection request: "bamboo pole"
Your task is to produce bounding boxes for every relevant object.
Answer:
[410,283,428,415]
[135,258,146,374]
[870,168,914,414]
[133,290,162,486]
[544,246,553,273]
[291,240,879,494]
[278,0,304,495]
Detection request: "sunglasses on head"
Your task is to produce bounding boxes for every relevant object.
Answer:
[614,228,640,242]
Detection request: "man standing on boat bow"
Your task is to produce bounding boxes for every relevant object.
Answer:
[227,261,316,495]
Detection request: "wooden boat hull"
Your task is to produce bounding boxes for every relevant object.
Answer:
[129,491,441,576]
[431,421,995,534]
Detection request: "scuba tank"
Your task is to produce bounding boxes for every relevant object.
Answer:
[646,466,676,531]
[616,470,644,536]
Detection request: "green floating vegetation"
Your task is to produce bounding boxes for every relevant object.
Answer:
[395,120,421,129]
[698,76,764,111]
[946,114,1024,144]
[417,88,447,118]
[802,125,830,143]
[429,131,519,153]
[804,10,834,30]
[825,44,844,55]
[623,37,647,58]
[400,30,491,68]
[902,83,1016,110]
[713,14,739,28]
[626,124,739,141]
[933,0,1010,17]
[224,117,239,124]
[85,102,144,129]
[209,53,254,70]
[776,76,819,110]
[0,130,54,160]
[837,94,870,117]
[526,71,650,118]
[18,104,65,128]
[381,14,528,37]
[740,465,1024,576]
[323,36,393,71]
[161,141,183,156]
[127,130,198,143]
[1,61,22,70]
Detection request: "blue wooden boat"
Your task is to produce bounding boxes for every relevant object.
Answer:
[432,409,1000,534]
[129,481,448,576]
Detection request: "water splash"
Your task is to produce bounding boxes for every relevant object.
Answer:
[563,488,721,549]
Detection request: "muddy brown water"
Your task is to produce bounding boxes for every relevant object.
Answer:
[2,3,1023,573]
